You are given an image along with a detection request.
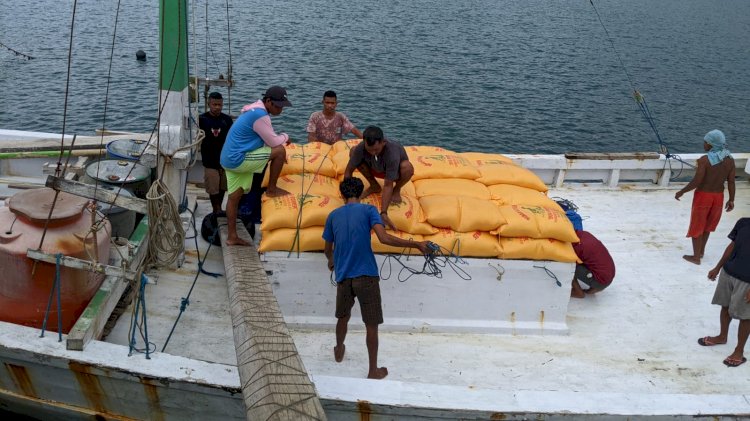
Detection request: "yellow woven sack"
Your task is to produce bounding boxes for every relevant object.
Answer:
[372,231,425,255]
[363,194,437,235]
[332,138,362,155]
[475,161,548,192]
[263,173,340,198]
[280,143,337,178]
[459,152,515,166]
[494,205,579,242]
[405,146,480,181]
[420,196,505,232]
[489,184,561,209]
[259,227,325,252]
[260,194,343,231]
[340,171,418,198]
[498,237,580,263]
[425,229,499,258]
[331,149,352,176]
[414,179,491,200]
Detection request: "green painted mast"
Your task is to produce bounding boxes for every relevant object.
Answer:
[139,0,192,269]
[143,0,193,215]
[159,0,189,96]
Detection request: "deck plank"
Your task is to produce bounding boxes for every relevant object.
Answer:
[219,218,327,421]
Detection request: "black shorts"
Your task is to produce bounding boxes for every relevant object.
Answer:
[335,275,383,325]
[574,264,609,290]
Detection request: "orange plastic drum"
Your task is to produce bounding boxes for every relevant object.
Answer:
[0,188,111,333]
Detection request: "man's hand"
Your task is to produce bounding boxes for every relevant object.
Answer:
[675,191,684,201]
[726,200,734,212]
[380,213,397,230]
[415,241,431,255]
[745,290,750,304]
[327,258,334,272]
[708,267,721,281]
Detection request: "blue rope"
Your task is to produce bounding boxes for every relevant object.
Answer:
[589,0,694,177]
[161,205,221,352]
[40,253,63,342]
[129,273,153,359]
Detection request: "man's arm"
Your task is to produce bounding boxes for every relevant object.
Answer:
[324,241,334,271]
[708,241,735,280]
[675,157,706,200]
[252,116,289,147]
[351,127,363,139]
[372,224,429,254]
[378,179,398,230]
[726,164,736,212]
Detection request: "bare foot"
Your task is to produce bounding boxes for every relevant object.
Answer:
[360,185,381,199]
[265,187,291,197]
[682,255,701,265]
[570,289,585,299]
[391,191,403,204]
[367,367,388,380]
[226,236,251,246]
[334,345,345,363]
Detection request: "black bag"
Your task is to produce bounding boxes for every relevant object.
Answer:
[201,211,255,246]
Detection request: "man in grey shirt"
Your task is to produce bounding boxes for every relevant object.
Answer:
[344,126,414,230]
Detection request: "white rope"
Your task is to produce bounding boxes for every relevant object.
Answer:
[145,178,185,268]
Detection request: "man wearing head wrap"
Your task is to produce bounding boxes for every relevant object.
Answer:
[675,129,736,265]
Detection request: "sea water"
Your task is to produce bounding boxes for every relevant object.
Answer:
[0,0,748,154]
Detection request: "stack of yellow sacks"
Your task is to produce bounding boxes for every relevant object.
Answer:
[258,140,580,263]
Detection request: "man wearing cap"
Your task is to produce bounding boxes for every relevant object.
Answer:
[675,129,735,265]
[220,86,292,246]
[199,92,233,214]
[306,90,363,144]
[343,126,413,231]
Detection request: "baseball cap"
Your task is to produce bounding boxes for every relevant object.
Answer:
[264,86,292,107]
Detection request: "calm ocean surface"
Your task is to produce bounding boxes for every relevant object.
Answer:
[0,0,748,154]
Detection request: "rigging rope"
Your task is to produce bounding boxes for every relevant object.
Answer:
[287,143,337,258]
[225,0,233,114]
[0,40,34,60]
[162,203,221,353]
[588,0,694,175]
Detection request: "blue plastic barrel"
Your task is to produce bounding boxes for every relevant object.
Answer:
[106,139,147,161]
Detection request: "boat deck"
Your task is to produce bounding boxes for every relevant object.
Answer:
[105,182,750,417]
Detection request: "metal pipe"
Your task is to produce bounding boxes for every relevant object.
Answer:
[0,150,105,159]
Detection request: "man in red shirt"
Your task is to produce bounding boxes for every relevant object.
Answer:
[571,230,616,299]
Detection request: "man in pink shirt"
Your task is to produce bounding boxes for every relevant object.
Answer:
[306,91,362,144]
[220,86,292,246]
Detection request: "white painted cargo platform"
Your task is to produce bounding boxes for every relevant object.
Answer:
[102,181,750,418]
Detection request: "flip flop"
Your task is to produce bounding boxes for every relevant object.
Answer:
[723,357,747,368]
[698,336,726,346]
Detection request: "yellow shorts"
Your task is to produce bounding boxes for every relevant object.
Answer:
[223,146,271,194]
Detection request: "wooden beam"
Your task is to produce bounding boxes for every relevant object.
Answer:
[45,175,148,214]
[219,218,327,421]
[26,249,138,281]
[65,219,151,351]
[564,152,660,160]
[0,133,151,153]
